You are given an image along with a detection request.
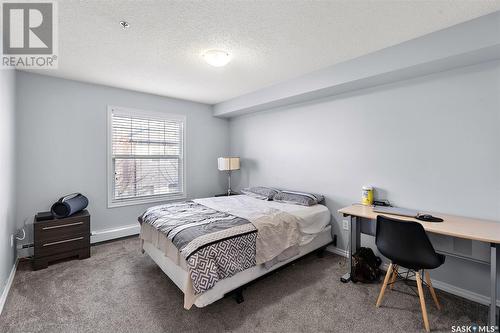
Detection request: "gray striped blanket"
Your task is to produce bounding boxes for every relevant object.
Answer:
[139,201,257,294]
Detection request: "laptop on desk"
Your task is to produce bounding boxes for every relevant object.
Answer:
[373,206,419,218]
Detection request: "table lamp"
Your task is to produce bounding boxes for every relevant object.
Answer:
[218,157,240,195]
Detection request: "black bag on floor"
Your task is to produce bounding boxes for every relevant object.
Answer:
[352,247,382,283]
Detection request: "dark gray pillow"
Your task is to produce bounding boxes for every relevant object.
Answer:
[241,186,279,201]
[273,190,324,206]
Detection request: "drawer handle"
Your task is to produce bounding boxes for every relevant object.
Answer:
[42,237,84,247]
[42,222,83,230]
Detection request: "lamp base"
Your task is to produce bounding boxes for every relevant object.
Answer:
[227,171,233,196]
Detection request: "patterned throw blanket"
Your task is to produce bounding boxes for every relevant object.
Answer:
[139,201,258,294]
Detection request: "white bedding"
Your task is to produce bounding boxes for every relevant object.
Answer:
[193,195,331,236]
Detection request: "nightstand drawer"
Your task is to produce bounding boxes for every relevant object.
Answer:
[34,218,90,243]
[32,210,91,270]
[35,234,90,257]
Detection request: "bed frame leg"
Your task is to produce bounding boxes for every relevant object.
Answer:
[234,288,244,304]
[317,246,327,258]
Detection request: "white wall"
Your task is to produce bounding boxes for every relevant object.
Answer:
[229,60,500,300]
[0,69,17,300]
[16,72,229,244]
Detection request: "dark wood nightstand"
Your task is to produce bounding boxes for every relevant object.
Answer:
[33,210,91,270]
[214,192,240,197]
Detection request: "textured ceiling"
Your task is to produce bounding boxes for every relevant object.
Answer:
[26,0,500,104]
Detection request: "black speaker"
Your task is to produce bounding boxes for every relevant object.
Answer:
[35,211,54,221]
[51,193,89,218]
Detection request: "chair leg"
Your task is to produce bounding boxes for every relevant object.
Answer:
[376,263,393,307]
[389,265,398,290]
[425,270,441,310]
[416,271,431,332]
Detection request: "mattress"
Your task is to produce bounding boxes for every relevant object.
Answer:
[194,195,331,237]
[139,195,331,268]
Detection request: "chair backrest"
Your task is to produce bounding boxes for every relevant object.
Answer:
[375,215,442,270]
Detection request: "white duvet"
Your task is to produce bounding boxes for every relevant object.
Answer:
[193,195,331,239]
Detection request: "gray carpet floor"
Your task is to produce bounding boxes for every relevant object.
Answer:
[0,237,487,333]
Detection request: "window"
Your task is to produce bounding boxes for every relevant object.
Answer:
[107,106,186,207]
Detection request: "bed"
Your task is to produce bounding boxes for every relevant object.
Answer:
[139,194,332,309]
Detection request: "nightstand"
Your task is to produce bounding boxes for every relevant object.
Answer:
[214,192,240,197]
[32,210,91,270]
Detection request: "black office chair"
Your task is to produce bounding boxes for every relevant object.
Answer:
[375,215,445,332]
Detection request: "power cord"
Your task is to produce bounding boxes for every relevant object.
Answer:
[15,217,30,242]
[15,228,26,241]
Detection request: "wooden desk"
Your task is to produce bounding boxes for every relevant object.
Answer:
[338,204,500,327]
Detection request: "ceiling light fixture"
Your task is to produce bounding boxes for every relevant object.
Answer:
[202,49,232,67]
[120,21,130,30]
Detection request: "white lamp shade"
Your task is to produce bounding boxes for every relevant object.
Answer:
[218,157,240,171]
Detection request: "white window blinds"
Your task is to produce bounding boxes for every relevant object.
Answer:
[108,107,185,206]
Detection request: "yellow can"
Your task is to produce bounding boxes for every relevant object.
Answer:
[362,186,374,206]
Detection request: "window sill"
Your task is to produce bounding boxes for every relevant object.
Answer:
[107,193,187,208]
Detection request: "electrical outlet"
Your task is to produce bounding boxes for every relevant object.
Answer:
[342,219,349,230]
[10,234,14,247]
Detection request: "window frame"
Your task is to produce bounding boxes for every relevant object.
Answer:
[107,105,187,208]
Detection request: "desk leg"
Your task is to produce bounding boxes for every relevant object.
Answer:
[489,243,498,329]
[342,216,360,283]
[350,216,360,275]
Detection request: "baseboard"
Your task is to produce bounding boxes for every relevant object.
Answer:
[16,224,141,259]
[326,246,500,307]
[91,224,140,243]
[326,245,348,257]
[430,278,500,307]
[381,263,500,306]
[0,259,18,315]
[17,246,33,258]
[381,262,500,307]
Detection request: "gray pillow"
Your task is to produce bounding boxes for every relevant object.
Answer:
[241,186,279,201]
[273,190,324,206]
